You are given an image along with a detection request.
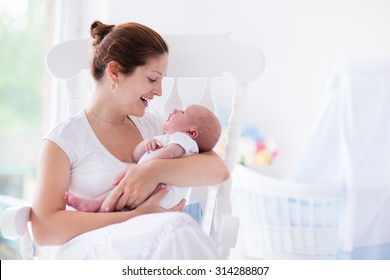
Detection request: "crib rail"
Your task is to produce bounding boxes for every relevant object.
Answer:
[232,164,343,259]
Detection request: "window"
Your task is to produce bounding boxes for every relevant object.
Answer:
[0,0,54,259]
[0,0,53,202]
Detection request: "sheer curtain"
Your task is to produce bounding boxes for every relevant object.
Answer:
[291,57,390,259]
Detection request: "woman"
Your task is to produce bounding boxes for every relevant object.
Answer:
[31,20,229,259]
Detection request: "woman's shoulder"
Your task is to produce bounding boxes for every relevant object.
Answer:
[42,112,87,164]
[44,112,88,150]
[46,112,86,138]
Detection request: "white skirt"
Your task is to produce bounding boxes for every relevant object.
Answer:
[54,212,219,260]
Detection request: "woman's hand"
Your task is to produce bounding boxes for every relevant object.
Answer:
[104,150,229,212]
[103,163,160,211]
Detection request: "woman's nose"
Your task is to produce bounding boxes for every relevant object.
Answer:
[153,82,163,96]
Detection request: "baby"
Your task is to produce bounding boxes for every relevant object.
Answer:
[65,104,221,216]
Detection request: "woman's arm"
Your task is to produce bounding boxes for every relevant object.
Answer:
[110,150,229,210]
[31,140,181,246]
[154,150,229,186]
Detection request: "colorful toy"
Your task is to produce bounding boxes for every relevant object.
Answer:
[237,125,278,166]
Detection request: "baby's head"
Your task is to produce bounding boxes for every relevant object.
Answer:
[163,104,221,152]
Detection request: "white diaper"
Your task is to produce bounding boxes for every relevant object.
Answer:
[159,185,188,209]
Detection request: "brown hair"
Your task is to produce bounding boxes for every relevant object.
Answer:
[90,20,168,81]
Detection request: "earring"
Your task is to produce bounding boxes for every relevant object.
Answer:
[111,82,118,93]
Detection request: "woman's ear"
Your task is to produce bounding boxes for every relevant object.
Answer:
[188,129,199,139]
[107,61,121,82]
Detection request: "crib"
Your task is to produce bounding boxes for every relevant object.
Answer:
[231,57,390,260]
[231,164,343,259]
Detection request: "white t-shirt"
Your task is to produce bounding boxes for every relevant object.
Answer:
[45,111,165,199]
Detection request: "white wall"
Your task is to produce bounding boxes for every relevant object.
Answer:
[63,0,390,178]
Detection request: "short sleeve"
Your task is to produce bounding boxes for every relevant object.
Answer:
[44,117,79,164]
[168,132,199,155]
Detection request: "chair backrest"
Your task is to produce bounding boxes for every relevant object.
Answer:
[1,33,265,259]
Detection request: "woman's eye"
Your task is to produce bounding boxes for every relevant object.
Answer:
[148,78,157,83]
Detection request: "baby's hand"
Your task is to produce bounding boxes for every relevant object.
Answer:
[144,139,163,154]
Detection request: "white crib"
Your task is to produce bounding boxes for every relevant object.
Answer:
[231,57,390,260]
[231,164,343,259]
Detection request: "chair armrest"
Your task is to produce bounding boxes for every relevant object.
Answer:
[210,197,239,259]
[1,206,32,239]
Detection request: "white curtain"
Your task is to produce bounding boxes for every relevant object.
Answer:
[291,57,390,259]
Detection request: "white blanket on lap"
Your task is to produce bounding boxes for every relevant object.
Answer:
[55,212,218,259]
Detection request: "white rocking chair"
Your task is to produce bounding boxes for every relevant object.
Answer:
[0,33,265,259]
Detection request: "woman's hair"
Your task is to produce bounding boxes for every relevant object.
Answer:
[90,20,168,81]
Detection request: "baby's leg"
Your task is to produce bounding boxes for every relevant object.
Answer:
[159,185,188,209]
[65,192,106,212]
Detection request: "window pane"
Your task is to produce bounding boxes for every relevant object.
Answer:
[0,0,52,201]
[0,0,53,260]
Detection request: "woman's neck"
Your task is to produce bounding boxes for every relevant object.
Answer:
[86,97,129,125]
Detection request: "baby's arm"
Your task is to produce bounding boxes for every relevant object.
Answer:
[132,138,163,163]
[141,143,186,163]
[133,138,186,163]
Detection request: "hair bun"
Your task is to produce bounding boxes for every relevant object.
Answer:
[90,20,115,47]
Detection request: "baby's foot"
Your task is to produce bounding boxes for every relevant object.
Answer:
[64,192,101,212]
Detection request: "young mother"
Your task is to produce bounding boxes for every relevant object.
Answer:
[31,20,229,259]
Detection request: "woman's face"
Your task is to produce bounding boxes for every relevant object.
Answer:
[120,53,168,117]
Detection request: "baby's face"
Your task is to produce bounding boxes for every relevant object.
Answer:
[163,105,202,134]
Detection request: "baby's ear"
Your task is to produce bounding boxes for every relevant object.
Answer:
[188,129,199,139]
